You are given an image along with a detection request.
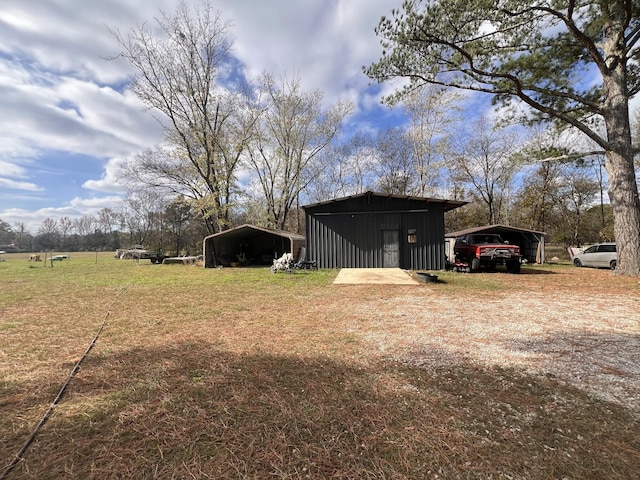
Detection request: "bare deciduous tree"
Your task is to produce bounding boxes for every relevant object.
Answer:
[373,127,415,195]
[403,85,461,197]
[58,216,74,238]
[37,218,59,250]
[120,187,167,248]
[114,0,254,233]
[96,208,118,234]
[448,117,521,225]
[513,160,564,234]
[245,73,352,230]
[551,165,600,246]
[73,216,95,237]
[306,132,378,202]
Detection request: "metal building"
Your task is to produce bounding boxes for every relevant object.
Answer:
[203,224,305,268]
[303,191,466,270]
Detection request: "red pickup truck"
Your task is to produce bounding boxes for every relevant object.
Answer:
[453,233,521,273]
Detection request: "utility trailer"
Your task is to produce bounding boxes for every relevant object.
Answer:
[115,247,168,264]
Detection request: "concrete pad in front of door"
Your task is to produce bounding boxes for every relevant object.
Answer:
[333,268,419,285]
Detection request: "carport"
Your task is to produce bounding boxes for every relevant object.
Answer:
[446,225,546,264]
[202,224,305,268]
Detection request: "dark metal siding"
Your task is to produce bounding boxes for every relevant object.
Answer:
[305,202,446,270]
[403,209,446,270]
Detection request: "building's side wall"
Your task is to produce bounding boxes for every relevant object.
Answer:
[403,207,447,270]
[306,212,395,268]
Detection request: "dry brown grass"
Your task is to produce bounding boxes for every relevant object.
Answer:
[1,253,639,479]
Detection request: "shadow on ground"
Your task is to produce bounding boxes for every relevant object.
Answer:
[1,340,638,479]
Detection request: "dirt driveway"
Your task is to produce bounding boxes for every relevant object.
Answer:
[328,266,640,415]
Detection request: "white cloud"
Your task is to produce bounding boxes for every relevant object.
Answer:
[83,157,128,194]
[0,177,43,191]
[0,196,125,234]
[0,160,29,178]
[69,195,124,210]
[1,207,80,233]
[630,93,640,119]
[0,0,165,84]
[0,0,401,231]
[0,67,162,161]
[220,0,393,105]
[0,0,627,235]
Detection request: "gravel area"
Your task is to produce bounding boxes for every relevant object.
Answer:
[342,285,640,415]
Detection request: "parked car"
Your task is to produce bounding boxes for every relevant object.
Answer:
[573,243,617,270]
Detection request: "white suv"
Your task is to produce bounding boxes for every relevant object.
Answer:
[573,243,617,270]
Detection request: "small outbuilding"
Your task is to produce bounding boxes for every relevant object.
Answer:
[445,225,546,264]
[303,191,466,270]
[203,224,305,268]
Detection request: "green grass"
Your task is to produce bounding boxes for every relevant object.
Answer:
[544,243,573,262]
[0,252,638,479]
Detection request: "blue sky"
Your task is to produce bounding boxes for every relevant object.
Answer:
[1,0,423,233]
[3,1,630,234]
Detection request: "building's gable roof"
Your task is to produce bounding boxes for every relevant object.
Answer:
[302,191,467,212]
[203,224,305,242]
[447,224,547,237]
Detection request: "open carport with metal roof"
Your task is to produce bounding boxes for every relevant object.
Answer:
[446,225,546,264]
[202,224,305,268]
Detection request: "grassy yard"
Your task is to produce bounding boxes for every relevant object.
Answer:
[0,252,639,479]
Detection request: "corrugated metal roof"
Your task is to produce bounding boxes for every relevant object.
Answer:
[303,191,467,212]
[446,224,547,237]
[203,224,305,242]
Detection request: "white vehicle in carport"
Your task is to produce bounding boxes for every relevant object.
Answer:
[573,243,617,270]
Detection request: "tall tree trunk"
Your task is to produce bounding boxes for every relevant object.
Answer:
[606,149,640,275]
[601,7,640,276]
[603,81,640,275]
